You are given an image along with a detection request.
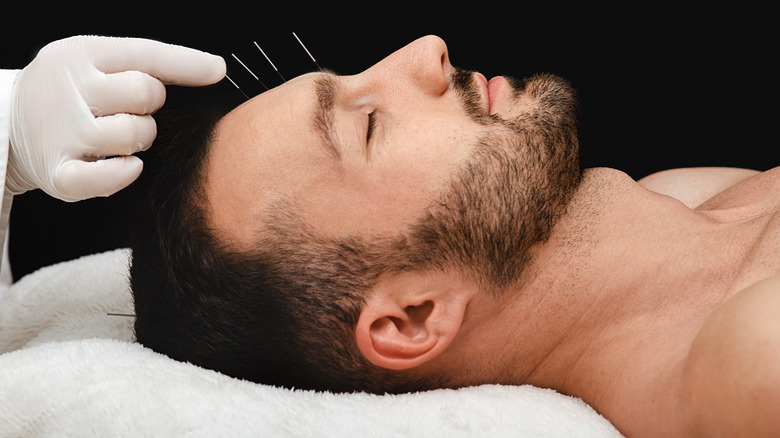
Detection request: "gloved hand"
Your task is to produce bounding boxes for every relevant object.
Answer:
[7,35,226,202]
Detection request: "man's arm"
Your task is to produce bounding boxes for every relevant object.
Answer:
[682,275,780,437]
[637,167,760,208]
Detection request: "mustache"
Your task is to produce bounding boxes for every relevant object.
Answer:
[451,68,579,130]
[450,68,491,124]
[450,68,509,126]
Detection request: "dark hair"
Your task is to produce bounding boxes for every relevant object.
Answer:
[130,106,440,394]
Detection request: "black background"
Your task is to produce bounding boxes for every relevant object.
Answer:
[0,8,776,280]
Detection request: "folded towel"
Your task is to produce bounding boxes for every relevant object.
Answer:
[0,249,622,437]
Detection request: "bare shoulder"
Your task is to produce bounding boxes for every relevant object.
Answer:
[682,275,780,437]
[637,167,761,208]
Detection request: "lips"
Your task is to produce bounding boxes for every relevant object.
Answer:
[474,72,490,112]
[488,76,509,113]
[474,72,507,114]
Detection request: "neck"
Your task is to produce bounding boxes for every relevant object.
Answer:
[455,167,756,425]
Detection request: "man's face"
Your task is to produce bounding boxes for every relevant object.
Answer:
[205,35,581,276]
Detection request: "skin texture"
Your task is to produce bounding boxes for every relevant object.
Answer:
[204,36,780,437]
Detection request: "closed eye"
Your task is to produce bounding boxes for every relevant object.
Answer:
[366,111,377,142]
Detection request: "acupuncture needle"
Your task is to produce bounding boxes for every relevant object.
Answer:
[293,32,322,71]
[231,53,269,90]
[225,74,250,100]
[226,33,321,100]
[254,41,286,82]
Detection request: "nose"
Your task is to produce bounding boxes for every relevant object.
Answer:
[363,35,452,97]
[403,35,451,95]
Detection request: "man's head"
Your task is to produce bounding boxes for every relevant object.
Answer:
[131,35,582,393]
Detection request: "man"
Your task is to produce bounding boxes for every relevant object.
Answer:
[130,35,779,437]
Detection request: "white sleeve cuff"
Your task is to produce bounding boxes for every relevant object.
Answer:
[0,70,21,274]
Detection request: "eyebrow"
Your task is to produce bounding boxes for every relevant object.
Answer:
[312,71,342,160]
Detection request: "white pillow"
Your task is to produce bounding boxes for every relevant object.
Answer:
[0,249,622,437]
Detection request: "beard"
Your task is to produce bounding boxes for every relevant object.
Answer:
[262,70,584,299]
[398,70,583,293]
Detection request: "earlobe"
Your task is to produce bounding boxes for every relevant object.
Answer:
[355,272,474,370]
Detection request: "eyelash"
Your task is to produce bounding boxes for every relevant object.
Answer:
[366,111,377,142]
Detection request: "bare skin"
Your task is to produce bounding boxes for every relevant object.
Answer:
[405,165,779,437]
[204,35,779,437]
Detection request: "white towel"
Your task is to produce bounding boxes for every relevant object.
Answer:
[0,249,622,437]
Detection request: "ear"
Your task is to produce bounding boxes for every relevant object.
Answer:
[355,270,475,370]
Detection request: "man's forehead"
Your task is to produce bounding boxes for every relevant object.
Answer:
[205,72,332,248]
[222,72,319,123]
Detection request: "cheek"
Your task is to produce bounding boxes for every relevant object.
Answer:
[302,127,478,239]
[302,166,442,239]
[365,122,475,205]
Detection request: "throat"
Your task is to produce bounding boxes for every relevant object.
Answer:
[503,169,752,422]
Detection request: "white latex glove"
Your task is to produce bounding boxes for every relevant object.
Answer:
[7,35,226,202]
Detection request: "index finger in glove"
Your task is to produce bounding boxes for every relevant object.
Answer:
[89,37,226,86]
